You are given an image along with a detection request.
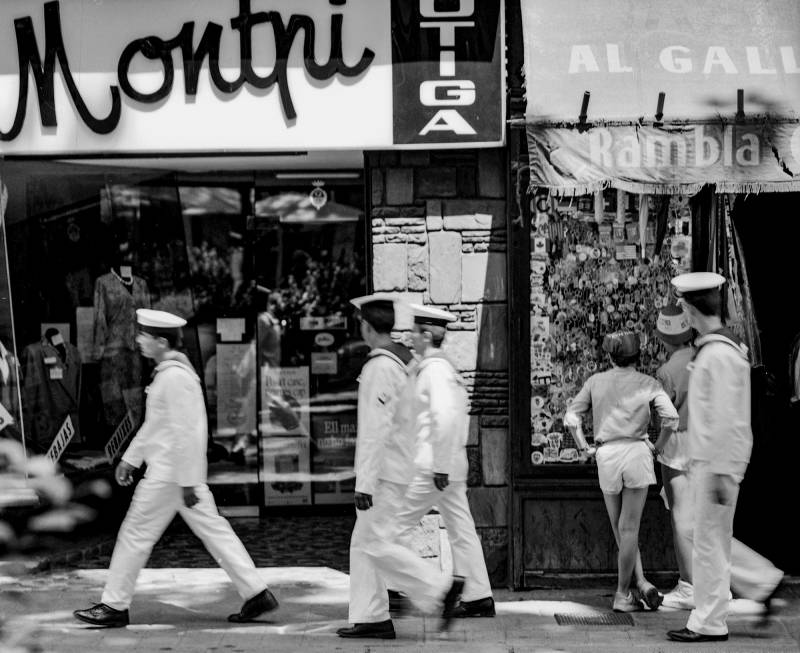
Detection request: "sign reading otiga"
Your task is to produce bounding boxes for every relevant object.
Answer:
[0,0,504,155]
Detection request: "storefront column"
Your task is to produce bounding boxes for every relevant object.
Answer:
[366,149,510,586]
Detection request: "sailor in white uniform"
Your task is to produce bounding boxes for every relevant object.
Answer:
[395,304,494,618]
[74,309,278,627]
[338,294,462,639]
[666,273,783,644]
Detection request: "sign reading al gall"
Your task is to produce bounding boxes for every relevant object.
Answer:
[0,0,504,155]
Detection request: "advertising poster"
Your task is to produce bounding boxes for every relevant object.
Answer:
[216,344,255,437]
[260,367,310,436]
[260,367,311,506]
[311,410,357,504]
[262,436,312,507]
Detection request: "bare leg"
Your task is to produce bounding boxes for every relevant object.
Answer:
[603,488,649,596]
[661,463,693,584]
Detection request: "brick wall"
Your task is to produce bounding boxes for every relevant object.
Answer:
[366,149,510,586]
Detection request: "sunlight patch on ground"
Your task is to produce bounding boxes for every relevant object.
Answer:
[496,599,609,617]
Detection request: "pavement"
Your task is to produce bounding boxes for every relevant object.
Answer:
[1,566,799,653]
[1,517,799,652]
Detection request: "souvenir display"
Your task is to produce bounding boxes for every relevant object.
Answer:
[529,190,692,464]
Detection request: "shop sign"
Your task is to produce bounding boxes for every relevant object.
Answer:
[391,0,505,147]
[521,0,800,123]
[529,123,800,194]
[46,415,75,463]
[104,411,135,462]
[0,0,504,156]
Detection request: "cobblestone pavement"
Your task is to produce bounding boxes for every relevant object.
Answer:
[64,515,357,572]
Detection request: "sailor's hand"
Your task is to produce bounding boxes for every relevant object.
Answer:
[182,486,199,508]
[354,492,373,511]
[433,473,449,491]
[115,461,136,486]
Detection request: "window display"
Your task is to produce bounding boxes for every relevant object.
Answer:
[529,189,690,465]
[0,161,366,507]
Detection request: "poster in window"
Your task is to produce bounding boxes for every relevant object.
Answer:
[260,366,311,505]
[311,410,357,504]
[262,436,312,506]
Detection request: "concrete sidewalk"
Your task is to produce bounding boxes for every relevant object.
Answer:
[1,566,798,652]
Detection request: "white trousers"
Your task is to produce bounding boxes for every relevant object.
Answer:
[395,475,492,603]
[687,464,783,636]
[350,480,449,623]
[102,479,266,610]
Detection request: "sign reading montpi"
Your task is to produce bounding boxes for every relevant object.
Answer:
[1,0,373,140]
[0,0,504,154]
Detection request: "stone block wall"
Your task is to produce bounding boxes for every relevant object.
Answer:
[367,149,510,586]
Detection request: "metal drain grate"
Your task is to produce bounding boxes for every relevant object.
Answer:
[554,612,635,626]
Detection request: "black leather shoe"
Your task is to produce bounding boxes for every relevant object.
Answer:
[337,620,396,639]
[439,576,466,631]
[445,596,496,618]
[73,603,129,628]
[667,627,728,642]
[228,588,279,622]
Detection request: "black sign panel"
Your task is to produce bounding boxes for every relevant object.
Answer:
[391,0,504,147]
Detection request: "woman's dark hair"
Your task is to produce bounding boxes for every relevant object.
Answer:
[610,351,640,367]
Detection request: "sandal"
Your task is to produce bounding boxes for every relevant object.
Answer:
[635,585,664,611]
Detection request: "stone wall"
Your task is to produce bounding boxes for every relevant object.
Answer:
[366,149,510,586]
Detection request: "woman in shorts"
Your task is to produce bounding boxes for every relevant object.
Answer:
[564,330,678,612]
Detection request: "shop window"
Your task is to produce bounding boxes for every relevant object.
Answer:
[529,189,690,466]
[0,161,366,507]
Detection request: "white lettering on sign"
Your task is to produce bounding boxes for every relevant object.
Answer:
[418,0,477,136]
[588,126,763,169]
[420,0,474,19]
[104,411,135,463]
[419,80,476,106]
[569,44,800,75]
[46,415,75,463]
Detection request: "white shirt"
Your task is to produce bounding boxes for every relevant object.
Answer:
[565,366,678,443]
[687,332,753,475]
[122,355,208,487]
[411,351,469,481]
[354,348,414,494]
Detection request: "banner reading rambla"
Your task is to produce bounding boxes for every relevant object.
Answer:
[528,122,800,195]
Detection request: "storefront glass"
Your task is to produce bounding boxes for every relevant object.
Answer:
[0,160,366,507]
[0,176,24,455]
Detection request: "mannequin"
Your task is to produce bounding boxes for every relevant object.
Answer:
[21,327,82,450]
[93,244,151,433]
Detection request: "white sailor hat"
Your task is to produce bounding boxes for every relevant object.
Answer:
[349,292,399,309]
[136,308,187,330]
[410,303,457,327]
[671,272,726,296]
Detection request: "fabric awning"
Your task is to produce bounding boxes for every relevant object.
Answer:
[521,0,800,194]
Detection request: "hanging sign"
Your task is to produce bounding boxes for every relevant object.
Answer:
[104,411,135,462]
[521,0,800,123]
[46,415,75,463]
[529,123,800,194]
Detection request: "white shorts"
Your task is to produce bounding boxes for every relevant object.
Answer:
[595,440,656,494]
